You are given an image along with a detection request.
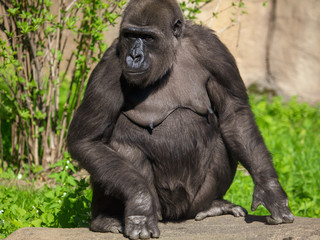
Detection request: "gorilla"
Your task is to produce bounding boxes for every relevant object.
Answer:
[67,0,294,239]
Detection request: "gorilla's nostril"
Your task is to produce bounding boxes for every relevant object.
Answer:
[133,55,142,62]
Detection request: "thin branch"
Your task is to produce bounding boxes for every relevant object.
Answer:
[236,15,242,47]
[0,73,15,98]
[27,32,42,89]
[66,0,76,11]
[207,0,222,27]
[214,0,222,13]
[217,20,240,34]
[0,0,12,9]
[0,93,3,169]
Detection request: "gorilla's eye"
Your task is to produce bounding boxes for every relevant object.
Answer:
[122,32,154,43]
[123,32,136,40]
[143,35,154,42]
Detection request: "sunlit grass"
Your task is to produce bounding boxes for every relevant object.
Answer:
[225,96,320,218]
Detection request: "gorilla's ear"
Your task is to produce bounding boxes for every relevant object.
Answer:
[173,19,183,38]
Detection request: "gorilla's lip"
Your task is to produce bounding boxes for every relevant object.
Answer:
[125,70,147,76]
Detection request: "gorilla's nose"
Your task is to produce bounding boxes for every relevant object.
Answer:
[127,49,144,69]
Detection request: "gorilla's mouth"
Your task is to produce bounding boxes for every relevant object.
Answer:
[124,69,148,77]
[126,70,146,75]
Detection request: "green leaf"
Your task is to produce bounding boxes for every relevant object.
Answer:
[35,110,46,120]
[41,212,54,224]
[11,219,25,227]
[17,21,31,34]
[38,126,45,133]
[68,163,77,173]
[44,191,55,199]
[239,1,245,8]
[46,13,56,21]
[19,110,31,119]
[66,176,77,186]
[7,8,20,16]
[44,0,53,7]
[31,219,42,227]
[20,11,32,19]
[57,50,63,61]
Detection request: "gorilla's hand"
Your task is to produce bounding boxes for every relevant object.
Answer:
[125,215,159,240]
[124,192,160,239]
[251,180,294,224]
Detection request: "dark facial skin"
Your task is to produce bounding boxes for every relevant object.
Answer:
[118,0,183,88]
[120,25,164,87]
[67,0,294,239]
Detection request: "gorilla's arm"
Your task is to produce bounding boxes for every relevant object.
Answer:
[68,41,125,186]
[67,42,159,231]
[193,27,294,224]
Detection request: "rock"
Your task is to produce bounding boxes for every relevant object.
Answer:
[6,215,320,240]
[199,0,273,88]
[268,0,320,104]
[198,0,320,104]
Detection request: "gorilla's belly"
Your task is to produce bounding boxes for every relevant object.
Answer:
[147,109,221,219]
[114,107,224,219]
[118,107,219,163]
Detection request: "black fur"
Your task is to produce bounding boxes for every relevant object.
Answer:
[67,0,294,239]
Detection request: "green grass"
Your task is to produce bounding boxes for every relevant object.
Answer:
[225,95,320,217]
[0,159,92,239]
[0,182,92,239]
[0,95,319,238]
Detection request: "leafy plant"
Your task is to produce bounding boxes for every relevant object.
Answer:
[180,0,211,20]
[0,0,125,170]
[0,157,91,239]
[179,0,248,31]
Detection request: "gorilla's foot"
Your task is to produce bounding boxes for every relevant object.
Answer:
[90,214,123,233]
[195,199,247,221]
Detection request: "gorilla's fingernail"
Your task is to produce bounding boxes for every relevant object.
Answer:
[266,216,282,225]
[208,107,214,114]
[149,122,154,129]
[283,214,294,223]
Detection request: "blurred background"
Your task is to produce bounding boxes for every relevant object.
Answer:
[201,0,320,105]
[0,0,319,239]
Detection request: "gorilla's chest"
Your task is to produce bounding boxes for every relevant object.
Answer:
[122,55,211,129]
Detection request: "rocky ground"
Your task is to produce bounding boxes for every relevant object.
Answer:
[6,215,320,240]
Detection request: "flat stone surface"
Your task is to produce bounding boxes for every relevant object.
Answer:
[6,215,320,240]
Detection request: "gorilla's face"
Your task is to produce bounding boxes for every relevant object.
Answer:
[119,24,168,87]
[118,1,183,87]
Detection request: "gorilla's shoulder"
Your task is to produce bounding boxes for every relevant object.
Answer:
[183,21,218,43]
[184,21,216,35]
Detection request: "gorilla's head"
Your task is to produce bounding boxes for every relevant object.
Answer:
[118,0,184,87]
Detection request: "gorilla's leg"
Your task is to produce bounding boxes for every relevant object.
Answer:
[90,183,124,233]
[91,214,123,233]
[195,199,247,221]
[110,140,163,221]
[91,140,160,239]
[189,134,247,221]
